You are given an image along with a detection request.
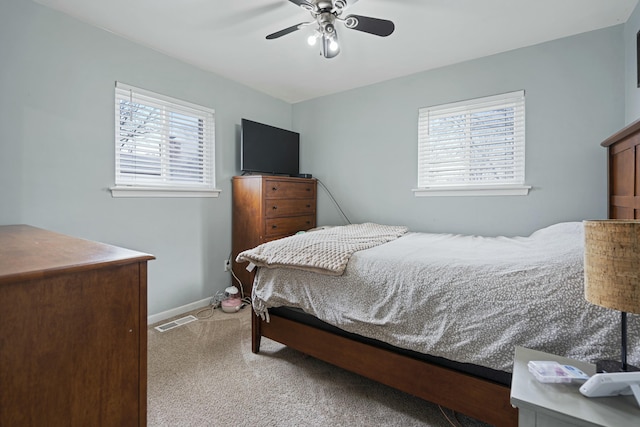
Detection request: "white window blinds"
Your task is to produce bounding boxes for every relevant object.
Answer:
[114,82,215,191]
[417,90,526,194]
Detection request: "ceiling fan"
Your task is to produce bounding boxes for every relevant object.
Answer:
[266,0,395,59]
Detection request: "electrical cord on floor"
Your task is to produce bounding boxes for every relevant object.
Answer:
[316,178,352,225]
[438,405,463,427]
[194,296,252,319]
[195,290,226,319]
[195,305,215,319]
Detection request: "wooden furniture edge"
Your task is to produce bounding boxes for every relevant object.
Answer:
[252,312,518,427]
[0,224,154,286]
[138,261,148,427]
[601,117,640,147]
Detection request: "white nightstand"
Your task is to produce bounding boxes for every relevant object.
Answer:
[510,347,640,426]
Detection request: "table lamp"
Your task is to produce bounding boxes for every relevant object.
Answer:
[583,220,640,373]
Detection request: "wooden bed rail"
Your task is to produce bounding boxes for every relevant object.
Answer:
[252,312,518,427]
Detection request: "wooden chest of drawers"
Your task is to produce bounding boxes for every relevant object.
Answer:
[0,225,154,426]
[232,175,317,295]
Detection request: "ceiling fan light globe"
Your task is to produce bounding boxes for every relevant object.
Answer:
[307,35,317,46]
[329,40,339,52]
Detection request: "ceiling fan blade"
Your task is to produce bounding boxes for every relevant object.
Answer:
[333,0,360,12]
[266,23,305,39]
[288,0,315,10]
[344,14,395,37]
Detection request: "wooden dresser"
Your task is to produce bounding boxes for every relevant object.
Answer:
[0,225,154,426]
[231,175,317,295]
[601,118,640,219]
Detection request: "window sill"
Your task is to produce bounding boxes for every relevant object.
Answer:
[110,186,221,198]
[412,185,531,197]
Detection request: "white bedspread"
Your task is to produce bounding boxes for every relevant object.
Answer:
[251,222,640,372]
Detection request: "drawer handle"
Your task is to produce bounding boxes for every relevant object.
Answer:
[272,225,277,229]
[272,187,278,191]
[272,205,278,210]
[306,188,311,191]
[306,204,311,208]
[306,221,311,224]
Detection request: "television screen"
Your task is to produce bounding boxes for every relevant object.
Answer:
[241,119,299,176]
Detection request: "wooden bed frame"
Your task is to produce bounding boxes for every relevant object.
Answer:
[249,119,639,427]
[601,117,640,219]
[252,313,517,426]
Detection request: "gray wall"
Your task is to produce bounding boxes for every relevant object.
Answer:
[293,26,624,237]
[1,0,633,317]
[625,2,640,124]
[0,0,292,316]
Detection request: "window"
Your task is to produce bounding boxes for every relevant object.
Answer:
[111,82,219,197]
[415,90,530,197]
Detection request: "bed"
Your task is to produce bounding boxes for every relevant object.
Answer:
[236,121,640,427]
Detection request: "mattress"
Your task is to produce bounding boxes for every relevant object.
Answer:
[249,222,640,373]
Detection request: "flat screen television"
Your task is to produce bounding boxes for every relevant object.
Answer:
[241,119,300,176]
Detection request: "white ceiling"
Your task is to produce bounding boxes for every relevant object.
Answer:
[34,0,638,103]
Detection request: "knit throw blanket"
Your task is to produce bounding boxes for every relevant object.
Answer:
[236,223,408,276]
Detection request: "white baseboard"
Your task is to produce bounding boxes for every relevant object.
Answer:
[147,297,211,325]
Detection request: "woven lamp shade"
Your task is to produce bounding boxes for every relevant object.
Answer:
[584,220,640,315]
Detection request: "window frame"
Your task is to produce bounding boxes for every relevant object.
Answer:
[414,90,530,197]
[110,82,220,198]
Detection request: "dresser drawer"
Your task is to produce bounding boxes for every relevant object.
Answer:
[265,179,316,199]
[265,199,316,218]
[265,215,315,237]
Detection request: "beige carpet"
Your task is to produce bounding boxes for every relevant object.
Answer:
[148,307,492,427]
